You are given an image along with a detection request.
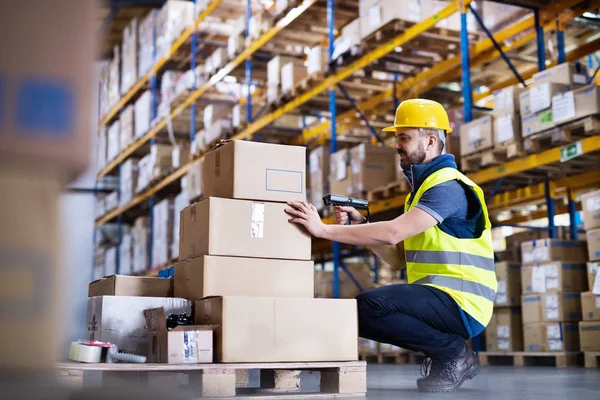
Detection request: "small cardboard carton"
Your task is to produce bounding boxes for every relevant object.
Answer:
[88,275,173,297]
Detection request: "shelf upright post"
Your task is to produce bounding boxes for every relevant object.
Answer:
[567,189,578,240]
[246,0,252,125]
[190,0,198,143]
[545,178,557,239]
[393,73,399,109]
[328,0,340,299]
[460,0,472,124]
[557,18,566,64]
[535,9,546,72]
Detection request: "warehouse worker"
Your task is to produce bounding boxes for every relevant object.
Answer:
[286,99,497,393]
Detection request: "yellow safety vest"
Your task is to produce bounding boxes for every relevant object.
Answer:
[404,167,497,327]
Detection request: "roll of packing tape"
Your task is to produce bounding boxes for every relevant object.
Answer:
[68,342,102,363]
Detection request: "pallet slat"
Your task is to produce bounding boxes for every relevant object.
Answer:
[479,351,583,368]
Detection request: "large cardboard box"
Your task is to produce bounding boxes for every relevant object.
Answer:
[460,115,493,156]
[552,85,600,125]
[195,296,358,362]
[521,262,587,294]
[523,323,544,352]
[203,141,306,203]
[281,62,307,93]
[0,0,97,178]
[267,55,299,85]
[360,0,421,40]
[174,256,314,300]
[493,85,525,115]
[495,262,521,306]
[542,292,582,322]
[489,308,524,352]
[329,144,396,196]
[533,62,588,87]
[581,292,600,321]
[588,262,599,292]
[544,322,580,351]
[493,111,521,145]
[522,294,543,323]
[485,313,498,351]
[519,83,568,118]
[86,296,192,356]
[144,307,215,364]
[88,275,173,297]
[581,189,600,231]
[586,228,600,261]
[520,239,588,265]
[524,322,579,352]
[152,198,174,266]
[579,321,600,351]
[179,197,311,261]
[521,110,555,137]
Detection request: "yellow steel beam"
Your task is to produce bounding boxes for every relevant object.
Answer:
[232,0,469,141]
[98,0,224,128]
[470,135,600,184]
[96,0,319,180]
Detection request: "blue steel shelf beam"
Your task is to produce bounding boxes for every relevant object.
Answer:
[328,0,341,299]
[337,83,385,144]
[469,4,527,87]
[545,178,557,239]
[535,9,546,71]
[460,2,473,124]
[557,19,566,64]
[567,189,578,240]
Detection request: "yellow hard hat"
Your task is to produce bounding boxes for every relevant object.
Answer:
[382,99,452,134]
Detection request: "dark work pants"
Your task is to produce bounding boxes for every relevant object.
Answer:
[356,284,469,362]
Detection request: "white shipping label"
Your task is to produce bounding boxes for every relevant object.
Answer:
[368,6,382,28]
[356,182,363,192]
[546,278,559,290]
[358,144,365,160]
[595,296,600,308]
[495,293,507,305]
[546,294,559,309]
[546,324,561,340]
[532,265,547,293]
[573,74,587,84]
[497,280,507,294]
[336,157,347,180]
[494,89,514,111]
[552,91,576,123]
[497,325,510,339]
[530,84,552,113]
[590,262,599,275]
[495,114,515,143]
[548,339,563,351]
[593,271,600,295]
[545,263,558,279]
[351,159,361,175]
[587,196,600,213]
[498,340,510,351]
[250,202,265,238]
[468,126,481,140]
[546,308,559,320]
[183,331,199,362]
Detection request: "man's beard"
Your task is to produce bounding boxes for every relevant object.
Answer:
[398,142,427,170]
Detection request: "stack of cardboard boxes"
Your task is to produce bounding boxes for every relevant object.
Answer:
[174,140,358,362]
[267,55,301,104]
[330,143,396,198]
[580,189,600,353]
[133,216,150,273]
[152,198,174,268]
[520,238,588,352]
[121,18,139,95]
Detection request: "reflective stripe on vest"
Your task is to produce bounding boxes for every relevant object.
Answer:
[413,276,497,302]
[405,250,495,272]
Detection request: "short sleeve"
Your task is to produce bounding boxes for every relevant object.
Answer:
[415,181,468,223]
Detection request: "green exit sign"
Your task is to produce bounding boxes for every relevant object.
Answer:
[560,141,583,163]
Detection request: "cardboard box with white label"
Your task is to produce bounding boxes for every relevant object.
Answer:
[532,62,589,87]
[552,85,600,126]
[587,228,600,262]
[544,322,580,352]
[203,141,306,203]
[179,197,311,261]
[495,262,521,306]
[521,262,587,294]
[519,83,568,118]
[522,294,543,324]
[581,189,600,231]
[579,321,600,351]
[542,292,582,322]
[486,308,523,352]
[588,262,599,292]
[195,296,358,362]
[520,239,588,265]
[460,115,494,156]
[174,255,314,300]
[493,111,521,145]
[581,291,600,321]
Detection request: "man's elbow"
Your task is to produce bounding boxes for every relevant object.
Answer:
[384,226,403,246]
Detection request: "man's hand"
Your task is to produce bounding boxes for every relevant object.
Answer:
[285,201,327,238]
[334,206,366,225]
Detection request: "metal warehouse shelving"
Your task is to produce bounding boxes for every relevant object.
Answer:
[94,0,600,298]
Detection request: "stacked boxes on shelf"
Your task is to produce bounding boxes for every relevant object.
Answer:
[175,140,358,362]
[134,91,153,139]
[186,159,204,202]
[120,159,139,207]
[133,216,150,273]
[136,144,173,193]
[108,45,121,108]
[107,120,121,162]
[119,229,134,275]
[155,0,195,59]
[309,146,330,212]
[121,18,139,95]
[330,143,396,197]
[138,10,156,79]
[580,189,600,352]
[267,55,300,104]
[492,85,525,154]
[171,191,189,260]
[120,105,135,150]
[152,198,174,268]
[520,237,588,352]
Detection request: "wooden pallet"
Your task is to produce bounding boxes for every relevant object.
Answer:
[584,352,600,368]
[524,115,600,153]
[460,148,506,173]
[367,181,409,203]
[55,361,366,399]
[358,350,424,365]
[479,351,583,368]
[270,72,326,110]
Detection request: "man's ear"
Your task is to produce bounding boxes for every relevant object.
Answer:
[428,134,437,150]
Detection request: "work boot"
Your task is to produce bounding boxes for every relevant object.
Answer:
[416,344,480,393]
